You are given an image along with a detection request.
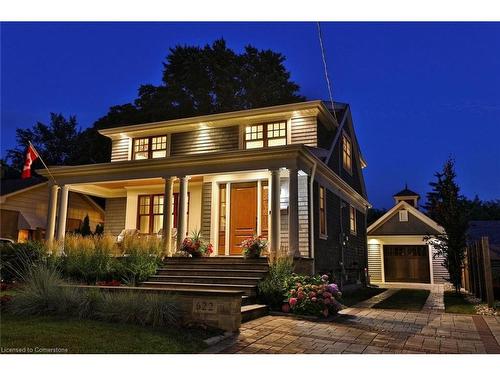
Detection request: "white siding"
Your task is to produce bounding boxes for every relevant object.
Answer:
[110,138,130,162]
[368,243,383,282]
[432,248,449,284]
[290,116,317,147]
[1,185,104,232]
[104,198,126,236]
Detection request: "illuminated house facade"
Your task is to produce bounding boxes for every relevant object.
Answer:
[39,100,369,277]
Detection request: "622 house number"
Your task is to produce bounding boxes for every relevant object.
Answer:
[194,300,216,313]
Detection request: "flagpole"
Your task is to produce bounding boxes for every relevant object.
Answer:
[28,141,58,185]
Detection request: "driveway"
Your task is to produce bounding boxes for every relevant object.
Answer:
[207,308,500,354]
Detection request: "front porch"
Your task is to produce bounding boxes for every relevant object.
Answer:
[41,145,318,259]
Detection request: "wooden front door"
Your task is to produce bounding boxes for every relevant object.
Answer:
[229,182,257,255]
[383,245,431,283]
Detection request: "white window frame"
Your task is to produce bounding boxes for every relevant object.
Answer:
[399,209,409,222]
[319,185,328,239]
[349,205,357,234]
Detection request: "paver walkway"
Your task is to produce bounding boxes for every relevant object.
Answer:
[206,308,500,354]
[353,288,399,308]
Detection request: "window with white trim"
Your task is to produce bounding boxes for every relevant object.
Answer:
[133,135,167,160]
[342,133,352,173]
[245,121,287,149]
[399,209,408,222]
[319,185,327,237]
[349,205,357,234]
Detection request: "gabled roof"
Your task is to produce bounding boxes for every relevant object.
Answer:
[394,186,420,198]
[367,201,444,235]
[0,177,47,198]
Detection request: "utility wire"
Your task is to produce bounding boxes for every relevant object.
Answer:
[316,22,337,122]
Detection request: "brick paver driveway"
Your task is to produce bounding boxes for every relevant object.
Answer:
[208,308,500,354]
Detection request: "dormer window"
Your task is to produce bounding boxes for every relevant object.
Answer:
[133,136,167,160]
[245,121,287,149]
[342,133,352,173]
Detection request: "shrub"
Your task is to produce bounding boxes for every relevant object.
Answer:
[61,234,116,284]
[0,241,47,282]
[8,260,179,327]
[114,235,163,285]
[7,263,81,316]
[258,256,293,309]
[93,291,179,327]
[284,274,342,317]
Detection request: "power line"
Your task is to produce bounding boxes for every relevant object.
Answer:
[316,22,337,122]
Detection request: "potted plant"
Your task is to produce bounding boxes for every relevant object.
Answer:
[241,235,267,259]
[180,230,213,258]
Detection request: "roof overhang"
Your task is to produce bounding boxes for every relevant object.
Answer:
[98,100,338,140]
[37,144,370,211]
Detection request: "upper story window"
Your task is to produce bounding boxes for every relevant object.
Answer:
[342,133,352,173]
[349,205,357,234]
[245,121,287,149]
[133,136,167,160]
[399,209,409,222]
[319,185,327,237]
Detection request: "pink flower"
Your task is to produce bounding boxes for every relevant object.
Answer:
[308,291,316,299]
[297,292,305,300]
[289,297,297,307]
[323,291,332,299]
[321,274,329,282]
[311,297,317,302]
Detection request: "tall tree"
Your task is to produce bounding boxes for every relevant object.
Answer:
[6,113,80,171]
[424,158,469,292]
[95,39,305,129]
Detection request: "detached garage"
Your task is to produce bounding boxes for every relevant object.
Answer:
[367,187,449,285]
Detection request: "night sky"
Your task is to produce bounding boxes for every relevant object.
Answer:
[1,22,499,209]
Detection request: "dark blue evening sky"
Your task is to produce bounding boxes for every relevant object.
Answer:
[1,22,499,208]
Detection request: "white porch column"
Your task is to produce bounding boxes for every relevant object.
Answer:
[45,184,59,242]
[56,185,70,241]
[176,176,189,248]
[288,167,300,257]
[162,176,175,255]
[270,168,281,255]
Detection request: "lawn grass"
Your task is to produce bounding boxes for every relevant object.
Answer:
[443,291,477,314]
[0,313,211,354]
[340,287,387,307]
[373,288,430,311]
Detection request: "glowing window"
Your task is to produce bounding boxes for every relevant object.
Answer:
[245,121,286,149]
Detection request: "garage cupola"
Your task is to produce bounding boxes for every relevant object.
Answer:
[393,184,420,208]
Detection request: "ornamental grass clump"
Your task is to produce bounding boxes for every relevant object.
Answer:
[258,256,293,308]
[283,274,342,318]
[61,234,115,284]
[114,235,163,285]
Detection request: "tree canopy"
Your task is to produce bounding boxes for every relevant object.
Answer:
[5,39,305,172]
[94,39,305,129]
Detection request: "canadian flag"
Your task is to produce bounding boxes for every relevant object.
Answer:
[21,143,40,179]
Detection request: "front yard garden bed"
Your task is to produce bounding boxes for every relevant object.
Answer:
[444,291,477,314]
[372,288,430,311]
[0,313,211,354]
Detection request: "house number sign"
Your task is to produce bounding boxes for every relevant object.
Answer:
[193,299,217,314]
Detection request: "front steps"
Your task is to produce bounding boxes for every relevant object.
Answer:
[140,256,270,321]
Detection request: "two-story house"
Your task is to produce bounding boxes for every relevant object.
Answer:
[38,100,370,277]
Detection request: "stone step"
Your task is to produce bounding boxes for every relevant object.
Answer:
[165,256,268,264]
[140,281,257,296]
[148,275,262,286]
[241,304,269,322]
[156,268,268,278]
[161,262,269,271]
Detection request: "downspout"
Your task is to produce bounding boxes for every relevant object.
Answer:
[309,162,317,273]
